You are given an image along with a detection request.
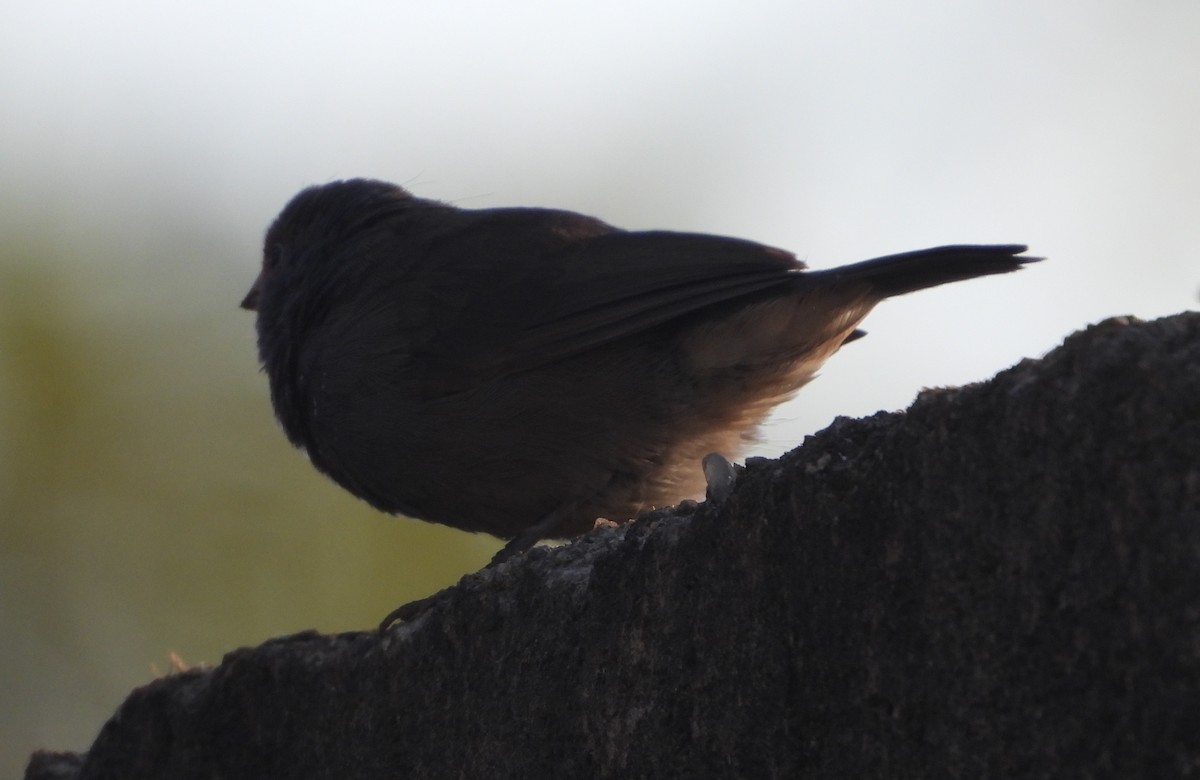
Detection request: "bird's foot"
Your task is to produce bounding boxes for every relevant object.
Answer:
[378,586,455,632]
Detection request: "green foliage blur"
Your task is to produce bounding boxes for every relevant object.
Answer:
[0,218,498,771]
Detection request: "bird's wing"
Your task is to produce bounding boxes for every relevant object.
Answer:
[410,210,805,390]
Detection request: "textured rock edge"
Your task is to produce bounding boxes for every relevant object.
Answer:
[26,312,1200,779]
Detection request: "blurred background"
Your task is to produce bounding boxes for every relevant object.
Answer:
[2,0,1197,772]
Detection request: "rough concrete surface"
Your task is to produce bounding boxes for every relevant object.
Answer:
[25,313,1200,779]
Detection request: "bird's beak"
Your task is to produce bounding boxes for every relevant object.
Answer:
[240,275,262,311]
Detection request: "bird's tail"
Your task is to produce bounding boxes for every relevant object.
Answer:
[809,244,1039,298]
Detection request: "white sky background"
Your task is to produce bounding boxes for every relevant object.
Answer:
[1,1,1198,768]
[2,0,1197,442]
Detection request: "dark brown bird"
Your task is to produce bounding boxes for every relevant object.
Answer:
[242,178,1037,566]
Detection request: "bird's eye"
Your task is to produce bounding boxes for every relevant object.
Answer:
[264,242,284,271]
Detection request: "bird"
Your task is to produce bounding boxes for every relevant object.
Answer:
[242,178,1037,570]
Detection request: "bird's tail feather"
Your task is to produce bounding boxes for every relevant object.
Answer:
[810,244,1039,298]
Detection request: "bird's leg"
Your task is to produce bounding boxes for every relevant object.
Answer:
[487,502,578,566]
[379,502,579,631]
